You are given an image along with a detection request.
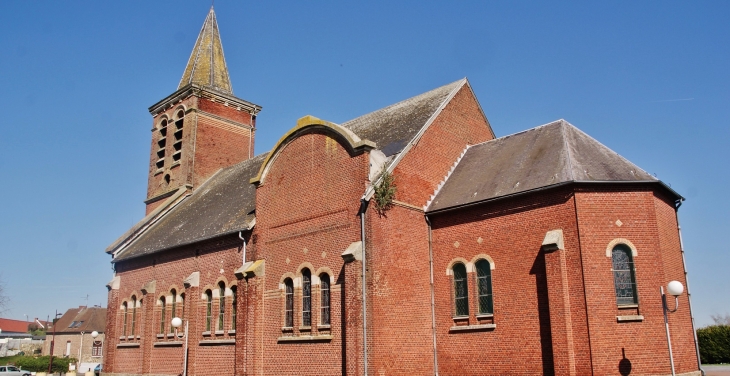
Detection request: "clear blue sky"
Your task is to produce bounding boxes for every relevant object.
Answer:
[0,1,727,327]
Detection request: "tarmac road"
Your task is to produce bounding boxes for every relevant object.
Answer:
[705,365,730,376]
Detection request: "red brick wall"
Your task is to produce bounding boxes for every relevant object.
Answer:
[198,97,253,125]
[429,187,582,375]
[574,186,698,375]
[192,115,253,188]
[108,235,245,376]
[251,130,369,375]
[394,84,494,207]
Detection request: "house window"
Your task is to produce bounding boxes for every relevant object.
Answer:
[453,263,469,317]
[205,290,213,331]
[131,296,137,336]
[122,302,128,336]
[65,341,71,356]
[612,244,638,305]
[302,269,311,327]
[159,296,166,334]
[320,273,330,325]
[231,286,237,331]
[284,278,293,328]
[172,110,184,162]
[475,260,493,314]
[218,282,226,331]
[91,340,103,357]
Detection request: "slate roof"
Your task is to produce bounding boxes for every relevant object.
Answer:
[427,120,674,212]
[114,153,267,261]
[342,79,465,156]
[53,306,106,334]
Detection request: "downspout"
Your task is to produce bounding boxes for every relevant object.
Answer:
[358,199,369,376]
[675,199,704,376]
[425,215,439,376]
[239,231,247,264]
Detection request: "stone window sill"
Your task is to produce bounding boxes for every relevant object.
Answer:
[154,341,182,347]
[156,334,164,339]
[299,326,312,332]
[449,324,496,332]
[476,314,494,319]
[228,330,236,335]
[202,331,212,337]
[199,339,235,346]
[618,304,639,309]
[127,335,135,340]
[214,330,225,335]
[317,324,331,330]
[170,161,181,169]
[617,315,644,322]
[116,342,140,348]
[277,335,332,343]
[281,327,293,332]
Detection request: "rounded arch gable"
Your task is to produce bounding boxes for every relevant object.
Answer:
[250,115,375,185]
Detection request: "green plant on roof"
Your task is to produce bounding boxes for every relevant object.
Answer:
[374,170,396,216]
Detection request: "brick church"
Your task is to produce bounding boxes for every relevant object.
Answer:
[103,7,701,376]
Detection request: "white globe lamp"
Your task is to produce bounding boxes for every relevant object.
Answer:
[171,317,183,329]
[667,281,684,297]
[91,331,99,339]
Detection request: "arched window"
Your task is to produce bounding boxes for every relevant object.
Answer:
[131,296,137,336]
[159,296,166,334]
[122,302,128,336]
[475,260,493,314]
[91,340,103,357]
[231,286,237,331]
[156,119,167,169]
[302,269,312,327]
[205,290,213,331]
[218,282,226,331]
[170,289,177,332]
[453,263,469,317]
[284,278,293,328]
[612,244,638,305]
[320,273,330,325]
[180,293,185,320]
[172,110,184,162]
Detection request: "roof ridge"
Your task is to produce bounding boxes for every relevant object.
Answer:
[559,120,577,181]
[468,119,566,148]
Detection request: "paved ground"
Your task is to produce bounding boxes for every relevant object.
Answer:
[704,365,730,376]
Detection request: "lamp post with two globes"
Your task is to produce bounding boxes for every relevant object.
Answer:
[171,317,188,376]
[662,280,684,376]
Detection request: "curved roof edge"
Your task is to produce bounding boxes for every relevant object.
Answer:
[250,115,376,185]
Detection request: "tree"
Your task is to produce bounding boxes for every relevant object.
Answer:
[711,313,730,326]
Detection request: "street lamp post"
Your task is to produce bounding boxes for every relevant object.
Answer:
[171,317,188,376]
[48,311,62,375]
[662,280,685,376]
[90,331,99,372]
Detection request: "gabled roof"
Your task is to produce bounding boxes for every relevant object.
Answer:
[0,318,31,333]
[53,306,106,334]
[342,79,465,156]
[427,120,675,212]
[178,6,233,94]
[114,153,267,261]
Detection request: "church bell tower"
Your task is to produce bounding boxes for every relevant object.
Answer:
[144,7,261,214]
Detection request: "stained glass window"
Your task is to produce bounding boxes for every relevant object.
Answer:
[612,244,638,305]
[284,278,293,328]
[476,260,493,314]
[302,269,312,327]
[453,263,469,317]
[320,274,330,325]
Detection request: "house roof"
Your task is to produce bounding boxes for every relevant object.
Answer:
[112,80,468,262]
[178,6,233,95]
[427,120,676,212]
[342,79,465,156]
[114,152,267,261]
[0,318,31,333]
[53,306,106,334]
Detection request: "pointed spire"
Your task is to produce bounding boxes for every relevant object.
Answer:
[178,6,233,94]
